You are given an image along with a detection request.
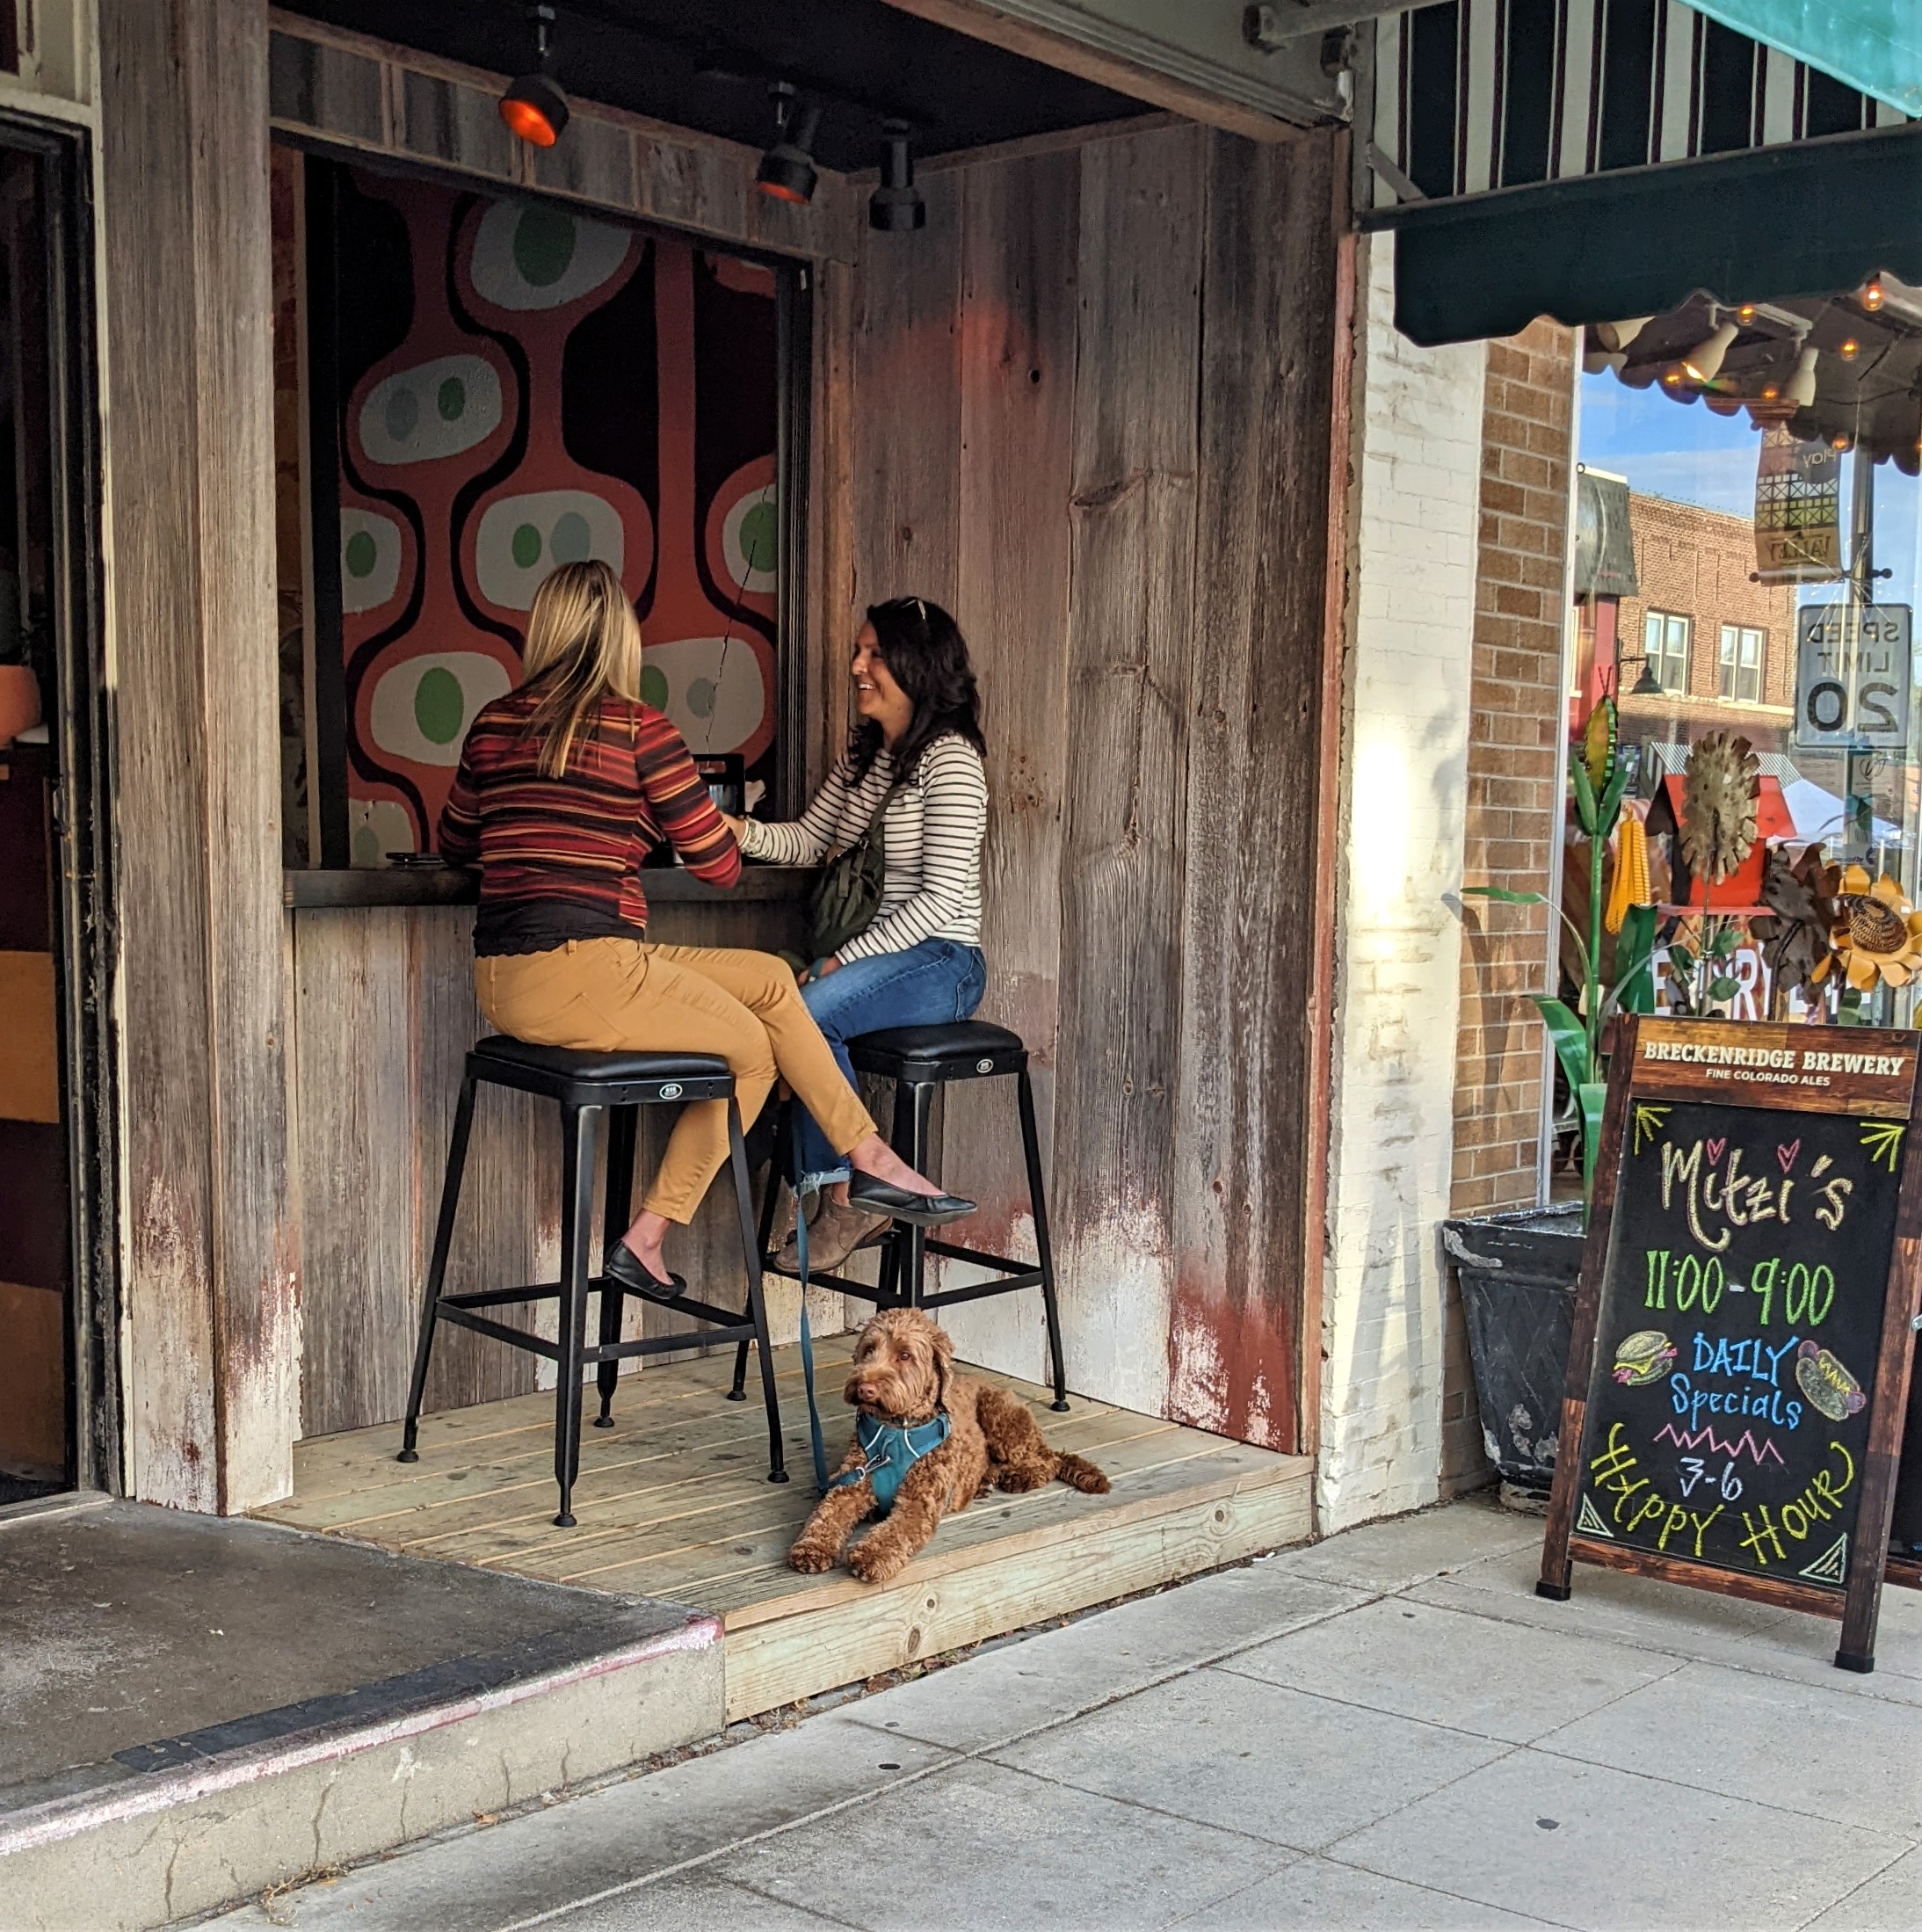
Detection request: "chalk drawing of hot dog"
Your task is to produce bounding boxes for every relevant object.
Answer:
[1795,1341,1866,1422]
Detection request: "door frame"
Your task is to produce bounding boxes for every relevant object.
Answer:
[5,109,115,1496]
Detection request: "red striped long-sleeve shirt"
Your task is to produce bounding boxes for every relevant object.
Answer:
[439,690,740,956]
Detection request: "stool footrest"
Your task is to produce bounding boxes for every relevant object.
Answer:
[919,1273,1044,1311]
[439,1304,562,1362]
[440,1282,561,1312]
[590,1319,756,1363]
[922,1238,1043,1277]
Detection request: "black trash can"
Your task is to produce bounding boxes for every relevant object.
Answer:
[1440,1204,1585,1502]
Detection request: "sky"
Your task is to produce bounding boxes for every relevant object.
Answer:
[1577,370,1922,604]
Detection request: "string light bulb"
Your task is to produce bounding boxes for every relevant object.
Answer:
[1840,337,1860,360]
[1864,280,1886,312]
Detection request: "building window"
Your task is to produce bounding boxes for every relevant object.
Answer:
[1719,624,1765,704]
[1643,610,1691,693]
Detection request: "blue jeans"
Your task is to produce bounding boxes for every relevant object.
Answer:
[793,940,987,1189]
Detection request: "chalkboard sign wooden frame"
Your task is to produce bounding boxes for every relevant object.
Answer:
[1538,1016,1922,1673]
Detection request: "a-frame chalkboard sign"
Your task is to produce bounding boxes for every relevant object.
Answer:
[1539,1017,1922,1672]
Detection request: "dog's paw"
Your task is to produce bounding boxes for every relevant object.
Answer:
[787,1541,839,1574]
[845,1538,907,1585]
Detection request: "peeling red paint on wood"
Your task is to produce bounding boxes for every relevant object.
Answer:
[1167,1274,1298,1449]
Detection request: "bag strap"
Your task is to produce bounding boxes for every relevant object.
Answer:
[828,774,905,861]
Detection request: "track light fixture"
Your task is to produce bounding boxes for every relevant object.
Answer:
[1681,315,1738,384]
[1784,342,1819,410]
[1594,316,1650,354]
[757,83,822,206]
[500,5,569,149]
[869,120,926,232]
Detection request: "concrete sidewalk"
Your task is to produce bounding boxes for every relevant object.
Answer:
[208,1497,1922,1930]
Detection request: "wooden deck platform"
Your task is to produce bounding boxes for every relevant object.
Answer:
[257,1342,1315,1721]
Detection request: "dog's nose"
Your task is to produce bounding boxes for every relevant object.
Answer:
[855,1383,878,1403]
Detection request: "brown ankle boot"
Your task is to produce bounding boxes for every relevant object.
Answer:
[776,1195,888,1273]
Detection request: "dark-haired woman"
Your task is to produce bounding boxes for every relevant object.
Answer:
[728,596,989,1271]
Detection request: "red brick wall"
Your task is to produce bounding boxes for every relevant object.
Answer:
[1447,320,1577,1495]
[1616,492,1798,755]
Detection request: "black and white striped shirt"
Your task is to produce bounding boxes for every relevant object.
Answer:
[738,735,986,962]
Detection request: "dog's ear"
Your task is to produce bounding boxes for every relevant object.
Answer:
[930,1322,954,1410]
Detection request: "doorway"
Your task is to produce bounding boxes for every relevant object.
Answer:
[0,124,111,1504]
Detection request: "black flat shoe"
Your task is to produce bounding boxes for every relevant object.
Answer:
[603,1239,687,1304]
[846,1176,976,1228]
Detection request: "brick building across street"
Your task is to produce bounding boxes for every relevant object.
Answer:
[1616,491,1798,759]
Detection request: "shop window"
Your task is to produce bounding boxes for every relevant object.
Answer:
[1718,623,1765,703]
[272,149,795,868]
[1643,610,1691,693]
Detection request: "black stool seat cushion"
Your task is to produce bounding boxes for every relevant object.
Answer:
[473,1035,731,1085]
[849,1020,1026,1081]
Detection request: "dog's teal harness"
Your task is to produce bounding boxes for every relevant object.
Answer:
[830,1410,951,1514]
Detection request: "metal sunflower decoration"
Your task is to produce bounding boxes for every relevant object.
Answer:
[1814,864,1922,991]
[1679,731,1760,885]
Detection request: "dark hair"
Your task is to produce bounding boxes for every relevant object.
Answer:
[849,596,985,782]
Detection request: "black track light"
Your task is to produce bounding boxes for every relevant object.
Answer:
[757,84,821,206]
[869,120,925,232]
[500,5,569,149]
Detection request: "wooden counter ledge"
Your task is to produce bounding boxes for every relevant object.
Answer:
[285,864,816,912]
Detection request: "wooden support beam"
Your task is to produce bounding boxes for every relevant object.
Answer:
[875,0,1338,142]
[102,0,298,1512]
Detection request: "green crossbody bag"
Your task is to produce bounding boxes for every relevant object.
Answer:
[780,781,903,975]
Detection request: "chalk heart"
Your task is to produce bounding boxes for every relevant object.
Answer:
[1706,1137,1727,1166]
[1777,1139,1802,1174]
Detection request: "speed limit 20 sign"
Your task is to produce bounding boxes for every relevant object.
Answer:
[1792,603,1912,750]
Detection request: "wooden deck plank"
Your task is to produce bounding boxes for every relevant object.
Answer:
[534,1428,1269,1607]
[274,1345,1107,1506]
[252,1343,1313,1724]
[402,1404,1179,1576]
[692,1442,1292,1623]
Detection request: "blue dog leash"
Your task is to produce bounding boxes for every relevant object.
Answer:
[791,1112,832,1493]
[789,1113,949,1503]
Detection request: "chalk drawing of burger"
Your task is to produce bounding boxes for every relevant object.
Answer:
[1613,1330,1678,1386]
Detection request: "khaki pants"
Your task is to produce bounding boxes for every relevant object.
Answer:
[476,939,877,1224]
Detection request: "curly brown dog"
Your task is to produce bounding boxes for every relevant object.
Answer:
[787,1307,1110,1585]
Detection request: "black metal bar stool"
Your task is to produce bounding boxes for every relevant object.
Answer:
[752,1020,1070,1412]
[398,1036,787,1525]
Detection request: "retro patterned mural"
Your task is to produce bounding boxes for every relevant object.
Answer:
[324,167,780,861]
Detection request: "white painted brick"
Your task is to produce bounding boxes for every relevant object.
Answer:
[1319,232,1484,1535]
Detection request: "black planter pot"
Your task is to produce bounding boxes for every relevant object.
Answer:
[1440,1203,1585,1500]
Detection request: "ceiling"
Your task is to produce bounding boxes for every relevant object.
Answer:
[279,0,1153,167]
[1594,277,1922,475]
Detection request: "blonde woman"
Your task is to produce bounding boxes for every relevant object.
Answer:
[439,561,970,1303]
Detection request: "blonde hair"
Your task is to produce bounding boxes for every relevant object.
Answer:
[519,560,642,777]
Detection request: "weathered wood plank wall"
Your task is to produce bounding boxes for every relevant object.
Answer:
[850,124,1345,1451]
[104,0,299,1511]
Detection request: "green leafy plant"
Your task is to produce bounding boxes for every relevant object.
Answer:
[1463,699,1657,1214]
